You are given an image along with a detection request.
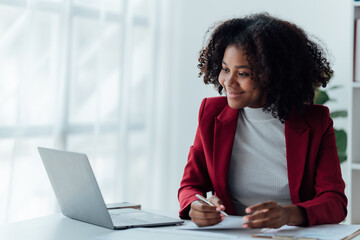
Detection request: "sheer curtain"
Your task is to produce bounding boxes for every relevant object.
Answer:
[0,0,178,224]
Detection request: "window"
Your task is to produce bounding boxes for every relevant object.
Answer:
[0,0,166,224]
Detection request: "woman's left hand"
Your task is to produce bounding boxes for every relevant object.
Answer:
[242,201,306,229]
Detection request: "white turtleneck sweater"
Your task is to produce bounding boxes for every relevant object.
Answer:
[227,107,292,215]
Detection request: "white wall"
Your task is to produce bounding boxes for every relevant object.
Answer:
[167,0,352,213]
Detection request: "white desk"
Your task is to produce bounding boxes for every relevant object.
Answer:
[0,214,263,240]
[0,215,112,240]
[1,214,359,240]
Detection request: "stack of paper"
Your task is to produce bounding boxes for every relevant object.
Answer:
[255,224,360,240]
[178,216,245,230]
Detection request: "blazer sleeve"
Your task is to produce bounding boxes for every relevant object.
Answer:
[296,107,347,226]
[177,98,214,219]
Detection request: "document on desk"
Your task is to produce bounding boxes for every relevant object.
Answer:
[179,216,245,230]
[255,224,360,240]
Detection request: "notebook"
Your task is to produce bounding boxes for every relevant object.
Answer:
[38,147,183,230]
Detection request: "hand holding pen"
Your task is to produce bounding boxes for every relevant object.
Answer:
[189,194,228,227]
[195,194,229,217]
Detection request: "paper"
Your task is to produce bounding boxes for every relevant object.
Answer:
[256,224,360,240]
[179,216,244,230]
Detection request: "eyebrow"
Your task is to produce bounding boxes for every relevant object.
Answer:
[222,61,250,69]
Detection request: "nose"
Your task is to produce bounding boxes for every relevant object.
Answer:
[224,73,239,88]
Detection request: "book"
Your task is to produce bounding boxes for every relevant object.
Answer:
[354,18,360,82]
[106,202,141,210]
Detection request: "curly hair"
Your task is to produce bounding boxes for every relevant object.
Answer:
[198,13,333,122]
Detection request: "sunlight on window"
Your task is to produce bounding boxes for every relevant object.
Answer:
[0,0,156,224]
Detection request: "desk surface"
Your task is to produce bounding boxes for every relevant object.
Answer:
[1,214,359,240]
[0,214,264,240]
[0,214,112,240]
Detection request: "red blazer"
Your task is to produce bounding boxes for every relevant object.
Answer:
[178,97,347,226]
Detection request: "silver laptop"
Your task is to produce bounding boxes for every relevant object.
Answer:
[38,147,183,230]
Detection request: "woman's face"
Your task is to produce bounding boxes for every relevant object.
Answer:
[219,45,266,109]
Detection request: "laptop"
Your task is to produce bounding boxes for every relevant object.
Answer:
[38,147,184,230]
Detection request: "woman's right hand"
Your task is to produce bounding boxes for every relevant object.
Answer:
[189,195,226,227]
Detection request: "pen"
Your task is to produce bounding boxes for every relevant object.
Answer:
[195,194,229,217]
[254,235,317,240]
[273,236,317,240]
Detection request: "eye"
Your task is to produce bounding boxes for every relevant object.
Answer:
[238,72,250,77]
[221,67,229,73]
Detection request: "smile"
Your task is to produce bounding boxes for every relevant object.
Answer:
[226,89,245,97]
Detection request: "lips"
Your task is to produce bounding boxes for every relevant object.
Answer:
[226,89,245,97]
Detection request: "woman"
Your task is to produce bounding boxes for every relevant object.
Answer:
[178,13,347,229]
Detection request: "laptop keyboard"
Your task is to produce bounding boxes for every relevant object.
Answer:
[109,208,174,226]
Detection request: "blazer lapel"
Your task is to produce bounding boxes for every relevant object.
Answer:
[213,105,238,213]
[285,112,309,204]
